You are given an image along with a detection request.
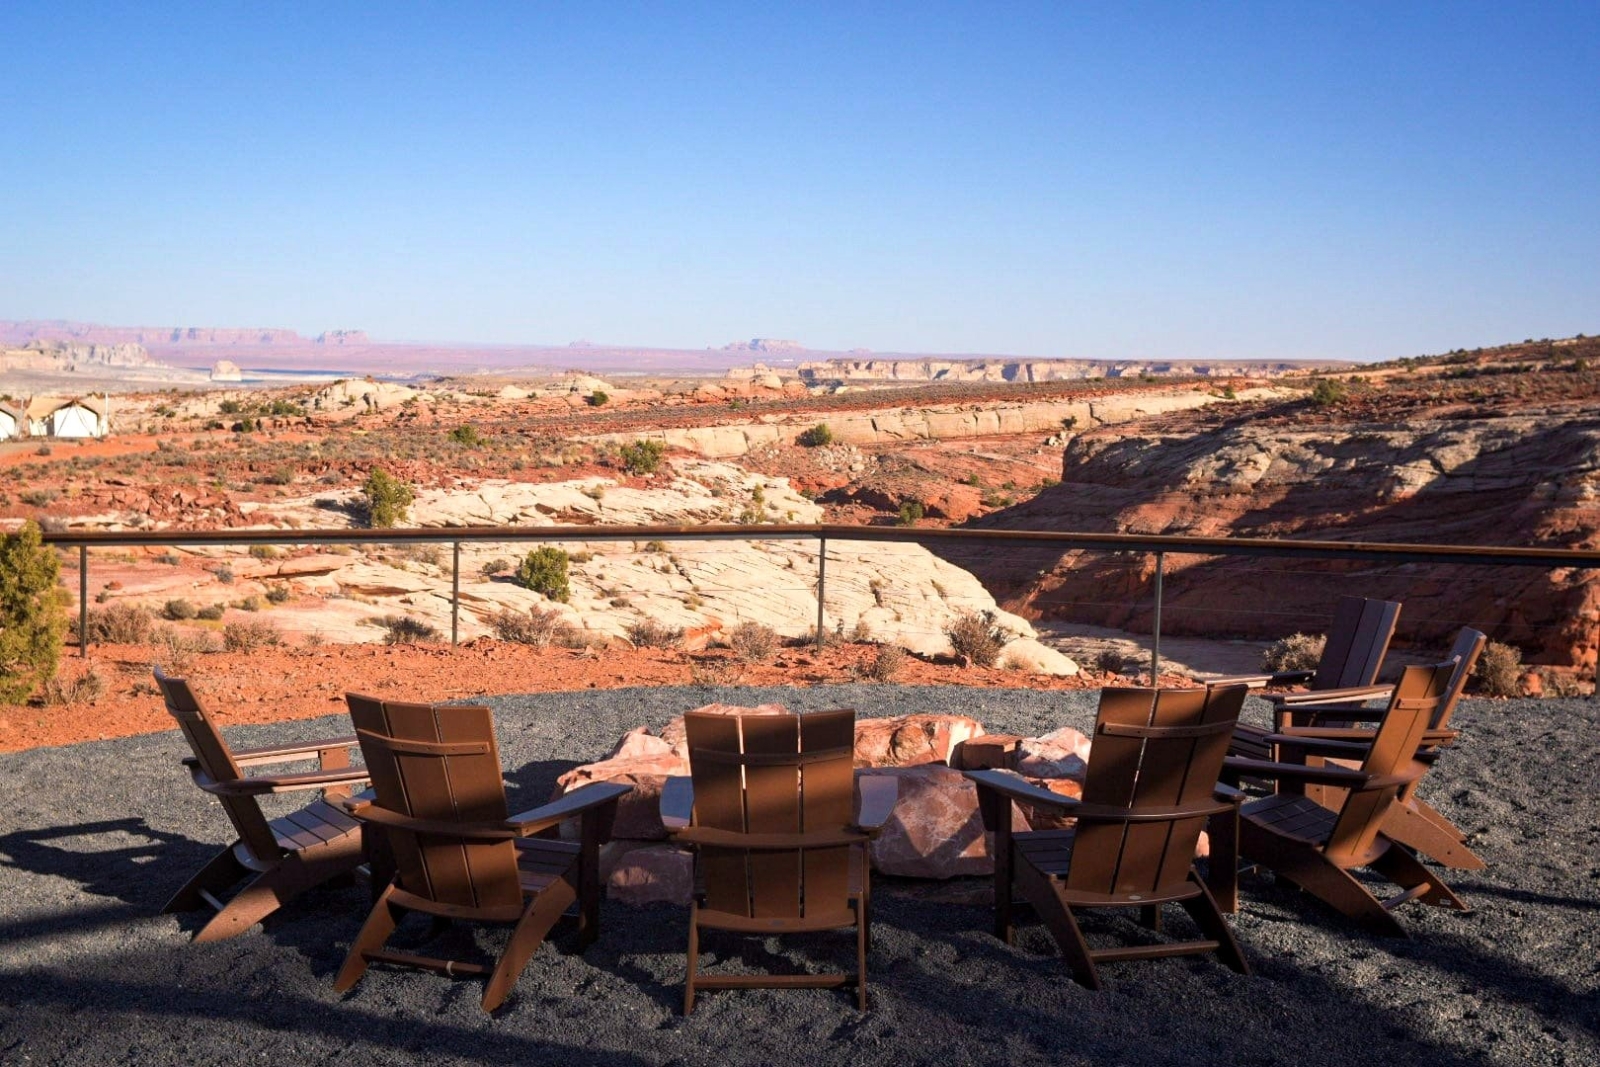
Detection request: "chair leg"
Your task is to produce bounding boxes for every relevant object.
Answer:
[1015,860,1101,990]
[483,878,578,1012]
[1178,871,1251,976]
[1371,845,1470,913]
[335,882,402,993]
[164,844,248,914]
[194,840,360,943]
[683,905,701,1015]
[856,904,869,1011]
[1382,803,1486,871]
[1266,850,1410,938]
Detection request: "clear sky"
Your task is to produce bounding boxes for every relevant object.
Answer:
[3,2,1596,361]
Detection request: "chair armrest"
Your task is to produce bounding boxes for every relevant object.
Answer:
[201,766,371,796]
[232,735,361,767]
[1212,782,1246,800]
[1262,733,1378,757]
[1270,685,1392,708]
[853,775,899,835]
[660,776,693,831]
[1222,756,1418,791]
[507,781,633,838]
[963,769,1080,814]
[1207,669,1314,690]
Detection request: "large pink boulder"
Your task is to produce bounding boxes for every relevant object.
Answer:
[600,840,694,905]
[554,752,687,840]
[1016,726,1091,780]
[606,725,675,761]
[861,765,992,878]
[853,714,986,768]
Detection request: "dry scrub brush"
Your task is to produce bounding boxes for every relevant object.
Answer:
[1261,632,1325,673]
[727,621,778,663]
[945,610,1010,668]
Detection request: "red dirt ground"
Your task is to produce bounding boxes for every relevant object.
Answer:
[2,640,1157,753]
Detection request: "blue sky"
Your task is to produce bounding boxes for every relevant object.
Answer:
[2,2,1596,361]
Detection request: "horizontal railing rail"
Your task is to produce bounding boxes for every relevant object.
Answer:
[39,523,1600,674]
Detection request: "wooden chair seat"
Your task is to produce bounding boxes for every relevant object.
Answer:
[1238,793,1338,846]
[967,685,1251,990]
[1225,661,1471,937]
[664,708,898,1013]
[270,802,362,853]
[335,695,630,1012]
[154,667,372,942]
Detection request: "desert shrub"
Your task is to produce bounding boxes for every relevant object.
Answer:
[262,467,295,486]
[587,390,609,407]
[489,605,573,647]
[1261,632,1326,673]
[618,439,666,475]
[0,521,69,702]
[249,545,281,559]
[235,595,264,612]
[727,621,778,663]
[264,584,292,604]
[163,599,198,621]
[797,423,833,447]
[945,610,1009,668]
[40,666,104,706]
[481,558,511,577]
[75,603,154,644]
[397,543,443,568]
[897,500,924,526]
[362,468,415,528]
[197,603,226,621]
[1095,648,1128,675]
[860,643,906,682]
[19,489,58,507]
[1474,640,1523,697]
[152,626,216,674]
[213,564,235,584]
[155,551,182,566]
[1309,378,1348,406]
[449,424,482,446]
[515,547,571,602]
[223,619,282,652]
[379,615,440,645]
[627,619,684,649]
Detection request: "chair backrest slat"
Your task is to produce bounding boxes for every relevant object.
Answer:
[684,708,858,920]
[1068,685,1247,898]
[1324,662,1453,861]
[154,668,279,864]
[1314,596,1401,691]
[1434,629,1488,732]
[346,694,521,911]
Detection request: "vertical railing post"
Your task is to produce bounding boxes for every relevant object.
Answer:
[451,541,461,646]
[815,535,827,650]
[1150,550,1164,681]
[79,544,89,658]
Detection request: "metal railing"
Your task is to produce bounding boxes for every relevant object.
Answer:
[41,523,1600,677]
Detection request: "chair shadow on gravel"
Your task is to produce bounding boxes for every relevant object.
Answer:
[0,817,211,912]
[501,758,584,810]
[2,945,659,1067]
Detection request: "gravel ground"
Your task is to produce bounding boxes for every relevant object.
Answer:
[1,686,1596,1066]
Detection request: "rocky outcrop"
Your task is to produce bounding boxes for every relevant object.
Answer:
[962,407,1600,673]
[210,360,242,381]
[581,389,1277,460]
[797,357,1349,384]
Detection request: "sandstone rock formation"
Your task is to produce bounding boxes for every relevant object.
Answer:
[796,357,1349,384]
[963,403,1600,674]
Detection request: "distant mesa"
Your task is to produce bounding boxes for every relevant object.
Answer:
[722,338,806,354]
[315,329,370,346]
[568,340,599,348]
[210,360,243,382]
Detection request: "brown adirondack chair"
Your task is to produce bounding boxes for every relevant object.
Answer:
[1223,660,1470,937]
[1271,628,1489,869]
[1219,595,1402,763]
[661,707,898,1013]
[336,694,630,1012]
[964,684,1251,990]
[154,666,372,942]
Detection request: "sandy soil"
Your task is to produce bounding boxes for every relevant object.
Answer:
[2,638,1162,753]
